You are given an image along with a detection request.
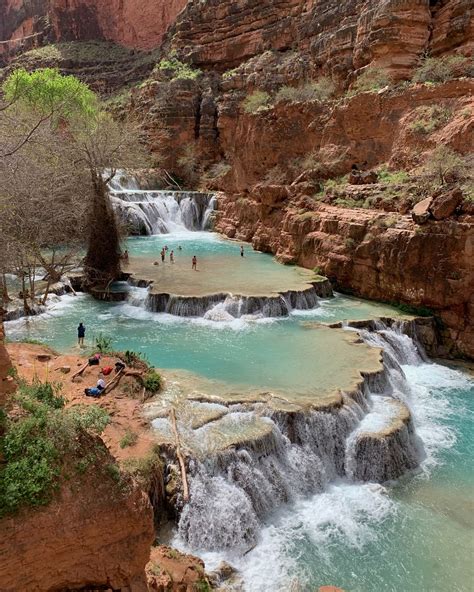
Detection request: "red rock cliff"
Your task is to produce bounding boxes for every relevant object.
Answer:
[0,0,188,59]
[0,449,154,591]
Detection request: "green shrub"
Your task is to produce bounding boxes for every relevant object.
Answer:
[19,379,65,410]
[345,237,356,249]
[423,146,469,185]
[409,105,452,134]
[120,430,138,449]
[157,55,201,80]
[242,91,272,114]
[143,369,161,393]
[207,162,231,179]
[123,350,149,367]
[350,68,392,95]
[412,55,472,84]
[275,78,335,104]
[94,333,113,354]
[377,166,410,184]
[0,383,110,517]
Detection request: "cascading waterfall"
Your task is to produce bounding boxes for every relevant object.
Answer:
[175,322,427,552]
[108,174,216,235]
[145,286,321,319]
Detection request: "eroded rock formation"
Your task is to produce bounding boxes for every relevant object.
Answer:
[0,444,154,592]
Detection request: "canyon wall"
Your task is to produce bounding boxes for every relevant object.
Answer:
[167,0,473,77]
[0,0,188,59]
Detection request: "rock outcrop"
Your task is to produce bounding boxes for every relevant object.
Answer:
[216,194,474,359]
[0,321,15,411]
[0,446,154,592]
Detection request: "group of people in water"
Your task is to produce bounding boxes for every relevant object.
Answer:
[123,243,245,272]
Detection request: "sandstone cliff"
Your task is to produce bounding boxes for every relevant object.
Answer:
[0,0,188,60]
[0,439,154,591]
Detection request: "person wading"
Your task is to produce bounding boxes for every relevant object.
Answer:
[192,255,197,270]
[170,250,175,264]
[161,248,165,263]
[240,245,244,257]
[77,322,86,347]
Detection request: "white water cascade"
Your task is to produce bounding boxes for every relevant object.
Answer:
[108,174,216,235]
[174,322,426,552]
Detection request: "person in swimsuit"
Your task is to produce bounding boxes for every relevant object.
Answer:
[192,255,197,270]
[240,246,244,257]
[161,248,165,263]
[170,250,175,264]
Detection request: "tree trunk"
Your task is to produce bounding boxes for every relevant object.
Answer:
[84,174,121,289]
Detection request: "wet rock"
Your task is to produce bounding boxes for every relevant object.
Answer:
[208,560,237,586]
[147,545,210,592]
[430,187,463,220]
[411,197,433,224]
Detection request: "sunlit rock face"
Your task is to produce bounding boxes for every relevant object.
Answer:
[0,0,188,59]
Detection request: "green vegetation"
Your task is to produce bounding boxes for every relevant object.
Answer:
[391,302,433,317]
[377,166,410,184]
[412,55,472,84]
[119,430,138,449]
[196,580,212,592]
[0,381,110,517]
[123,350,149,367]
[275,78,335,104]
[157,54,201,80]
[409,105,452,135]
[242,90,272,114]
[222,67,239,80]
[423,146,469,185]
[143,369,162,394]
[122,446,163,489]
[349,68,391,95]
[4,67,98,122]
[94,333,113,354]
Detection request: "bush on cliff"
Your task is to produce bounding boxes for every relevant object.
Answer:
[349,67,392,95]
[0,380,110,518]
[423,147,469,186]
[157,54,201,81]
[275,78,335,104]
[412,55,473,84]
[242,91,272,114]
[409,105,452,135]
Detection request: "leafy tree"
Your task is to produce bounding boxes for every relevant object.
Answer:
[423,146,468,185]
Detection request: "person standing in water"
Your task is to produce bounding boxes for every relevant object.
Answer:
[192,255,197,270]
[161,248,165,263]
[240,245,244,257]
[77,322,86,347]
[170,250,175,264]
[178,245,182,251]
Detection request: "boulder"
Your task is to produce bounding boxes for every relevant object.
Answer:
[429,187,463,221]
[59,366,71,374]
[36,354,52,362]
[411,197,433,224]
[348,170,378,185]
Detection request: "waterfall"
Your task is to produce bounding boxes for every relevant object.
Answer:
[108,174,216,235]
[171,323,429,552]
[144,286,321,319]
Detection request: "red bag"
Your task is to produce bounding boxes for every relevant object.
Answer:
[101,366,113,376]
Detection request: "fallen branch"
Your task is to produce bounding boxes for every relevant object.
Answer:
[103,368,125,394]
[169,407,190,502]
[71,360,89,380]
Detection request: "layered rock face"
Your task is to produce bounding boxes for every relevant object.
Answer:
[0,0,188,59]
[0,450,154,591]
[216,194,474,359]
[168,0,472,77]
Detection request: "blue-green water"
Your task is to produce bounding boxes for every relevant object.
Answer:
[5,232,473,592]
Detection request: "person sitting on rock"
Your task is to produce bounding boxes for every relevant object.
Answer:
[85,374,106,398]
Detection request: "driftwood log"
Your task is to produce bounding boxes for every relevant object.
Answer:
[169,407,190,502]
